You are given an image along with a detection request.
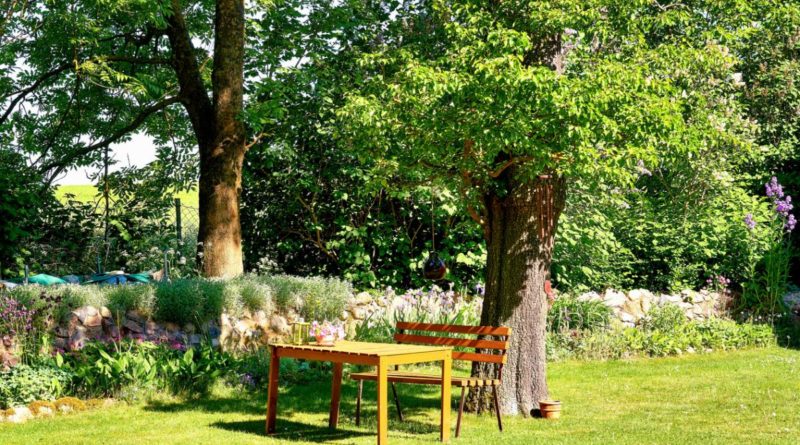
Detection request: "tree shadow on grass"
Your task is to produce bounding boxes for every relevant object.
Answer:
[144,379,449,438]
[145,395,266,416]
[210,419,374,442]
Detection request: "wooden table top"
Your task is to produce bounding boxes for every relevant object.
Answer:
[273,340,451,357]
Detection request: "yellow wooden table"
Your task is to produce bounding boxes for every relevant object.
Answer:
[266,341,452,444]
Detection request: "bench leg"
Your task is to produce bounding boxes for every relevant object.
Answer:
[492,385,503,432]
[356,380,363,427]
[455,386,466,438]
[391,382,404,421]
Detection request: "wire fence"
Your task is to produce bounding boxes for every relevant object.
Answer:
[174,199,200,244]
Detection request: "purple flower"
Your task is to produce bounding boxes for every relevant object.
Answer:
[766,177,784,199]
[775,197,793,216]
[786,214,797,232]
[743,213,756,230]
[474,283,485,297]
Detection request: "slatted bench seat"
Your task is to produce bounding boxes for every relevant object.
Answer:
[351,321,511,438]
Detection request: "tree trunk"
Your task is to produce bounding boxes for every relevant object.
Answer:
[198,0,246,278]
[469,174,566,416]
[166,0,246,278]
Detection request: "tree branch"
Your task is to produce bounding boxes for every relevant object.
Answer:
[488,156,534,178]
[0,62,72,126]
[39,96,181,174]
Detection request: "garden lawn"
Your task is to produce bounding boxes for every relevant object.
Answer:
[2,347,799,445]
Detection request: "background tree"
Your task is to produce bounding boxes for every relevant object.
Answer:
[338,0,756,415]
[0,0,278,277]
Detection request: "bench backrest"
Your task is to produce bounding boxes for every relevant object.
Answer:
[394,322,511,372]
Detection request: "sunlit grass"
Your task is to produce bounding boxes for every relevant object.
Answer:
[1,347,798,444]
[55,185,199,209]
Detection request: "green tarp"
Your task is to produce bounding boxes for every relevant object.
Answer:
[27,274,67,286]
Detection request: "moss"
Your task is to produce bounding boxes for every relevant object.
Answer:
[85,398,110,409]
[27,400,56,415]
[54,397,86,412]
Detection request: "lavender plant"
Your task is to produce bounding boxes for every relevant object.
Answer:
[0,294,36,363]
[355,285,482,343]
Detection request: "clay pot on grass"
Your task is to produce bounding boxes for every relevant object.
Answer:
[539,400,562,419]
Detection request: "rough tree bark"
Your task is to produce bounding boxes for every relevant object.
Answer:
[468,173,566,416]
[464,25,569,417]
[166,0,246,277]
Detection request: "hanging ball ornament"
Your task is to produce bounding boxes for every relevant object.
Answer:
[423,251,447,280]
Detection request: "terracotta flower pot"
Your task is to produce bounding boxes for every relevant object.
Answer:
[539,400,562,419]
[315,334,336,346]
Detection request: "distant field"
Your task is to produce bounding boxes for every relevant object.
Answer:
[56,185,199,208]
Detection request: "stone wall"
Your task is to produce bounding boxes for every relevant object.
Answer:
[7,286,793,359]
[575,289,731,327]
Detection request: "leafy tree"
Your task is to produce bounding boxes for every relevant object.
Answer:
[241,0,484,289]
[0,0,284,277]
[338,0,758,415]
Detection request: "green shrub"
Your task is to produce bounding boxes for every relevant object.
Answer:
[55,285,108,323]
[261,274,351,321]
[58,339,233,400]
[106,285,155,318]
[238,277,273,314]
[547,316,775,361]
[0,364,74,408]
[154,280,205,326]
[639,304,686,333]
[548,295,612,333]
[198,280,226,325]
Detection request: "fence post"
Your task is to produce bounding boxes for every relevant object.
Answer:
[175,198,183,243]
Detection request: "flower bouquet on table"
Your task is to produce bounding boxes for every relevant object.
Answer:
[309,321,346,346]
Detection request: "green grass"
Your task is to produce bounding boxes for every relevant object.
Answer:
[55,185,199,209]
[2,347,799,444]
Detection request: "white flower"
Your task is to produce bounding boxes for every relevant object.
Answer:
[178,256,187,265]
[197,252,204,258]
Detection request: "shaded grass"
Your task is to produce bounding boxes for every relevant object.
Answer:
[2,347,799,444]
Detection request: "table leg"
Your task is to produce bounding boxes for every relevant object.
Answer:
[329,362,343,428]
[266,346,280,434]
[377,359,388,445]
[440,352,451,442]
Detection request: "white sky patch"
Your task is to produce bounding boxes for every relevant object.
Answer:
[55,133,157,185]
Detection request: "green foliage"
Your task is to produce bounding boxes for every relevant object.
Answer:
[5,274,352,333]
[548,295,612,333]
[639,304,687,333]
[354,287,484,344]
[57,339,231,400]
[548,308,775,361]
[105,285,155,319]
[261,274,351,321]
[0,364,74,408]
[238,278,273,314]
[154,280,214,326]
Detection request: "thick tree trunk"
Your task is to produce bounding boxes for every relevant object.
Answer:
[166,0,246,277]
[198,0,246,278]
[469,174,566,416]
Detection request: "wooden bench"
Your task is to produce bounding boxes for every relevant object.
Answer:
[351,322,510,437]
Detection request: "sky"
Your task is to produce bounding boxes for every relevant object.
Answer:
[55,133,157,185]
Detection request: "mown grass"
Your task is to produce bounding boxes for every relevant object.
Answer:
[55,185,199,209]
[1,347,799,444]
